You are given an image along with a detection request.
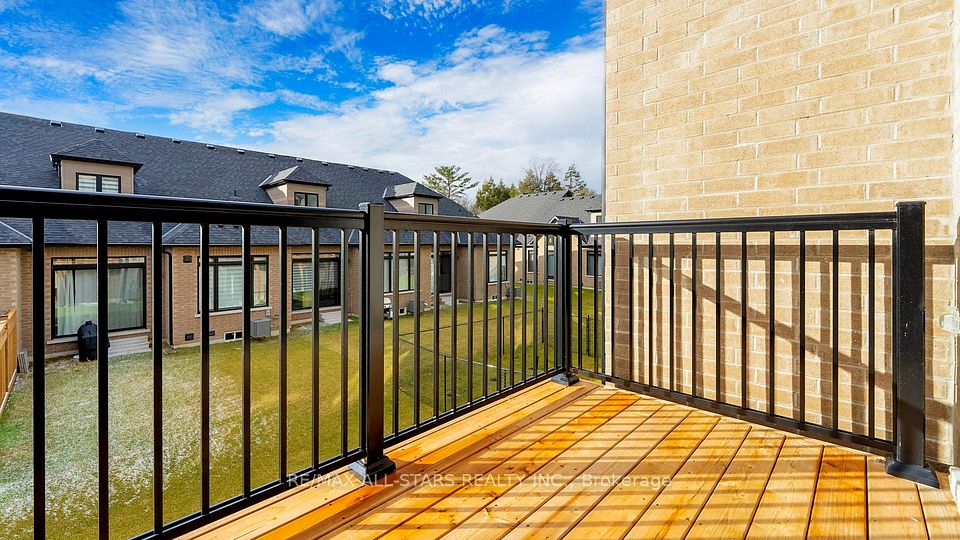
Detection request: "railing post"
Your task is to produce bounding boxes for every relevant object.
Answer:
[552,220,579,386]
[886,201,938,487]
[351,202,396,483]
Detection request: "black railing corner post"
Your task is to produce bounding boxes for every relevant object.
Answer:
[351,202,396,484]
[552,219,579,387]
[886,200,938,487]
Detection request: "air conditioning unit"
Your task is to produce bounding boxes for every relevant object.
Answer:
[251,318,271,338]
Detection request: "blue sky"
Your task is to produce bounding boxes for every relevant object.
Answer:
[0,0,604,195]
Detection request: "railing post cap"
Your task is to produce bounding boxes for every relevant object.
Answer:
[360,202,385,212]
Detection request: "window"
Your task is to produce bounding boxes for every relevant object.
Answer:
[77,173,120,193]
[384,253,415,293]
[52,257,146,338]
[487,252,508,284]
[417,203,434,215]
[526,249,535,272]
[292,256,340,310]
[294,192,319,207]
[586,251,601,277]
[200,256,268,312]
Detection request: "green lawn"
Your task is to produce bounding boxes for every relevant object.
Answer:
[0,284,599,539]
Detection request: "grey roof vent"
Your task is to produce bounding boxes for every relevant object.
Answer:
[205,144,215,149]
[320,161,328,165]
[237,149,245,154]
[171,138,181,144]
[268,153,276,159]
[49,120,62,127]
[347,165,354,169]
[94,127,105,133]
[295,157,303,162]
[362,167,369,171]
[135,133,146,139]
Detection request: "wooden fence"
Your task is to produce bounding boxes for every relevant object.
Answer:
[0,309,18,418]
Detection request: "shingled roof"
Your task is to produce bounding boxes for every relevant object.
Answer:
[382,182,442,199]
[478,190,601,225]
[0,112,471,245]
[50,138,143,171]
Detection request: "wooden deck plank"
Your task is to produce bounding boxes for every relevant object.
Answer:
[226,381,586,540]
[686,428,784,540]
[745,437,823,540]
[390,399,662,538]
[499,406,690,540]
[322,392,639,539]
[376,392,656,538]
[807,446,867,539]
[564,411,720,540]
[425,396,663,540]
[191,382,960,540]
[919,471,960,540]
[865,456,926,540]
[623,418,751,539]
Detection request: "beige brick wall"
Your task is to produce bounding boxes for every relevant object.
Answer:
[606,0,958,464]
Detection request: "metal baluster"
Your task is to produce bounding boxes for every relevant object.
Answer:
[450,232,458,409]
[532,235,538,377]
[467,233,474,402]
[241,225,252,495]
[628,234,635,382]
[521,234,528,380]
[508,233,516,387]
[715,232,721,401]
[278,226,287,481]
[413,231,421,425]
[832,229,839,431]
[199,223,211,511]
[151,221,163,532]
[496,233,503,390]
[96,219,109,539]
[392,231,400,433]
[868,229,876,439]
[32,217,45,537]
[311,226,320,469]
[648,234,654,386]
[433,232,440,417]
[741,232,748,409]
[669,232,675,392]
[340,229,349,453]
[799,230,806,422]
[692,233,698,397]
[768,232,775,416]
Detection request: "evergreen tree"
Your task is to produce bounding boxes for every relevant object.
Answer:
[563,163,588,194]
[473,177,518,214]
[422,165,478,204]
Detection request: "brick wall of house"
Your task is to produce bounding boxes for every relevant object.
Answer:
[605,0,958,463]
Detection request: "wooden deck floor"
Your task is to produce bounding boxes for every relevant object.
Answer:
[185,380,960,540]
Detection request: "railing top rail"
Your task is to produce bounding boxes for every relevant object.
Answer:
[384,212,565,234]
[572,210,898,235]
[0,186,366,229]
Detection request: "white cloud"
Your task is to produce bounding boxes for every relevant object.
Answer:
[374,0,476,21]
[264,26,603,191]
[244,0,338,37]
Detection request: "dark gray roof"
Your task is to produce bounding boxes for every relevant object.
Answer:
[51,138,143,171]
[259,164,330,188]
[382,182,442,199]
[478,190,602,225]
[0,112,471,245]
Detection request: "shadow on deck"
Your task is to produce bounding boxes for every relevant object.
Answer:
[184,380,959,539]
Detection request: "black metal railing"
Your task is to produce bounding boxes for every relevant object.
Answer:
[0,186,939,540]
[560,201,937,487]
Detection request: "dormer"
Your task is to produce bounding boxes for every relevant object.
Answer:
[259,165,331,207]
[51,139,142,194]
[383,182,442,214]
